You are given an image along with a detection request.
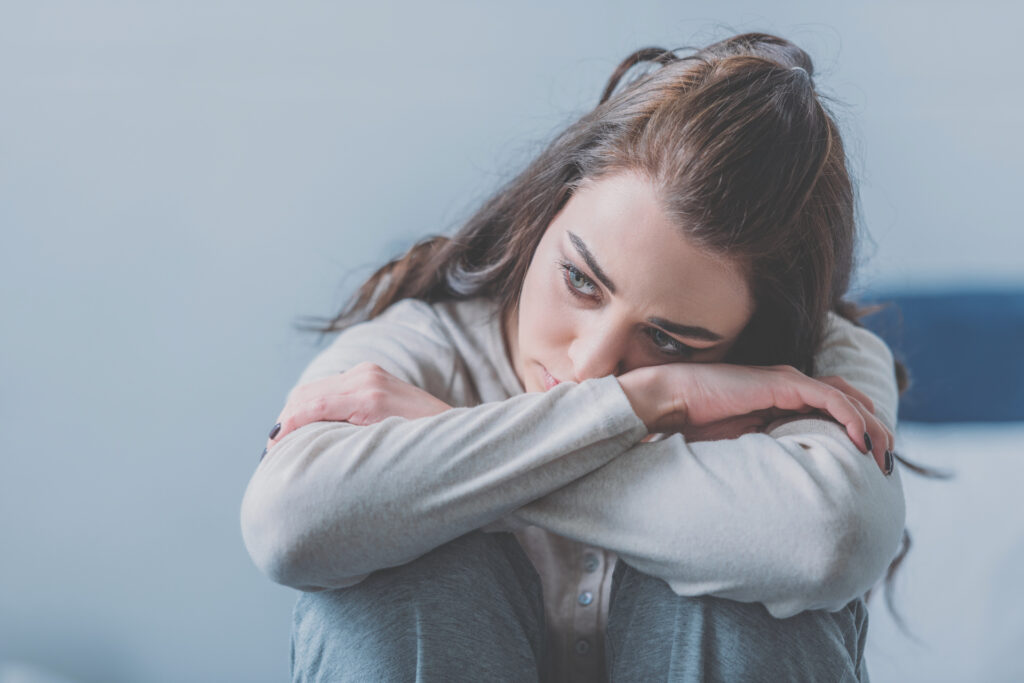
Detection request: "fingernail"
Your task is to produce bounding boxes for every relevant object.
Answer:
[259,447,267,462]
[884,450,893,476]
[269,423,281,439]
[863,432,873,453]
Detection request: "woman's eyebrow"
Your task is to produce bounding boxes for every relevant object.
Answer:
[567,231,617,294]
[566,231,724,343]
[646,317,724,342]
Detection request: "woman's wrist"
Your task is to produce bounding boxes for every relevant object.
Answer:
[617,367,678,432]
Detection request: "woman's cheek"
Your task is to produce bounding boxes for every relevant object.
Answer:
[552,300,584,353]
[534,266,584,362]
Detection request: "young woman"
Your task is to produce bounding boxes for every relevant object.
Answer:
[242,33,905,682]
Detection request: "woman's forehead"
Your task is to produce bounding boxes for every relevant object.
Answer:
[550,172,754,338]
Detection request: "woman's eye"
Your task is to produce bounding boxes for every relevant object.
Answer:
[647,328,694,358]
[560,262,599,298]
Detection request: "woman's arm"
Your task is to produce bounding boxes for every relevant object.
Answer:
[241,300,649,591]
[244,300,900,609]
[242,381,647,591]
[508,316,905,618]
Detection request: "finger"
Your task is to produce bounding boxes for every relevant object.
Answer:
[863,411,892,473]
[836,386,893,468]
[834,391,891,471]
[771,378,870,453]
[271,394,358,445]
[819,389,872,454]
[818,376,896,465]
[816,376,875,414]
[875,414,895,472]
[856,402,886,470]
[772,373,890,464]
[872,417,888,475]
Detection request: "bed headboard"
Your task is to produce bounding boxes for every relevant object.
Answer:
[860,289,1024,423]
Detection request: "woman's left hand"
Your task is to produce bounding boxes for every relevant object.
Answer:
[265,362,453,450]
[677,375,879,443]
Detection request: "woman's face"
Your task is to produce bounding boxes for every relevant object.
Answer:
[505,171,755,393]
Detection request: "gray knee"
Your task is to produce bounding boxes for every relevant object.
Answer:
[313,530,543,620]
[291,531,546,683]
[606,562,867,683]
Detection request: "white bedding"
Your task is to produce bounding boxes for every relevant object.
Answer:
[864,422,1024,682]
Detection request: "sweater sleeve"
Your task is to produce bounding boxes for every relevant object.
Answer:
[240,300,648,591]
[508,315,906,618]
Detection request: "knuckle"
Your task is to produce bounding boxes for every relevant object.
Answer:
[767,364,797,381]
[350,361,380,374]
[830,377,852,391]
[827,386,849,401]
[368,369,393,389]
[312,396,329,416]
[366,388,388,405]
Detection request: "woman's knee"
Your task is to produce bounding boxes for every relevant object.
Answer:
[605,562,868,683]
[298,530,540,612]
[291,530,546,682]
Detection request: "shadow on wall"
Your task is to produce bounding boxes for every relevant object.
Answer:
[0,662,83,683]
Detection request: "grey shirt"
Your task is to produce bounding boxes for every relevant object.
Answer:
[241,296,905,682]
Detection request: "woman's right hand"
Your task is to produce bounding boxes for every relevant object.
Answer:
[617,363,893,472]
[264,363,453,453]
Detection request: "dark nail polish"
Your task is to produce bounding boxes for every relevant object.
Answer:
[884,450,893,476]
[863,432,873,453]
[260,447,267,462]
[269,423,281,439]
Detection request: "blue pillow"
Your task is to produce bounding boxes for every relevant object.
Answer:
[860,290,1024,423]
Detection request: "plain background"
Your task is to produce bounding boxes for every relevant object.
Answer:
[1,1,1020,682]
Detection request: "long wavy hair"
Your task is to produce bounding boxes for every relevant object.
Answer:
[301,32,941,629]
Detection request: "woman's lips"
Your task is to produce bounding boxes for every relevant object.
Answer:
[542,367,562,391]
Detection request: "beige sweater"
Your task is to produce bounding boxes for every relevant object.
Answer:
[241,296,905,682]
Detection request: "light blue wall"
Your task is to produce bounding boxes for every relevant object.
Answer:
[1,2,1019,682]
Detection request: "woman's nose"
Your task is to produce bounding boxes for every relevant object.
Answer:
[568,322,630,381]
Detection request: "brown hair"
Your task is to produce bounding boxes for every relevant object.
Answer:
[301,32,936,629]
[308,33,851,373]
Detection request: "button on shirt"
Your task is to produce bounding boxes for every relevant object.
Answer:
[515,526,617,683]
